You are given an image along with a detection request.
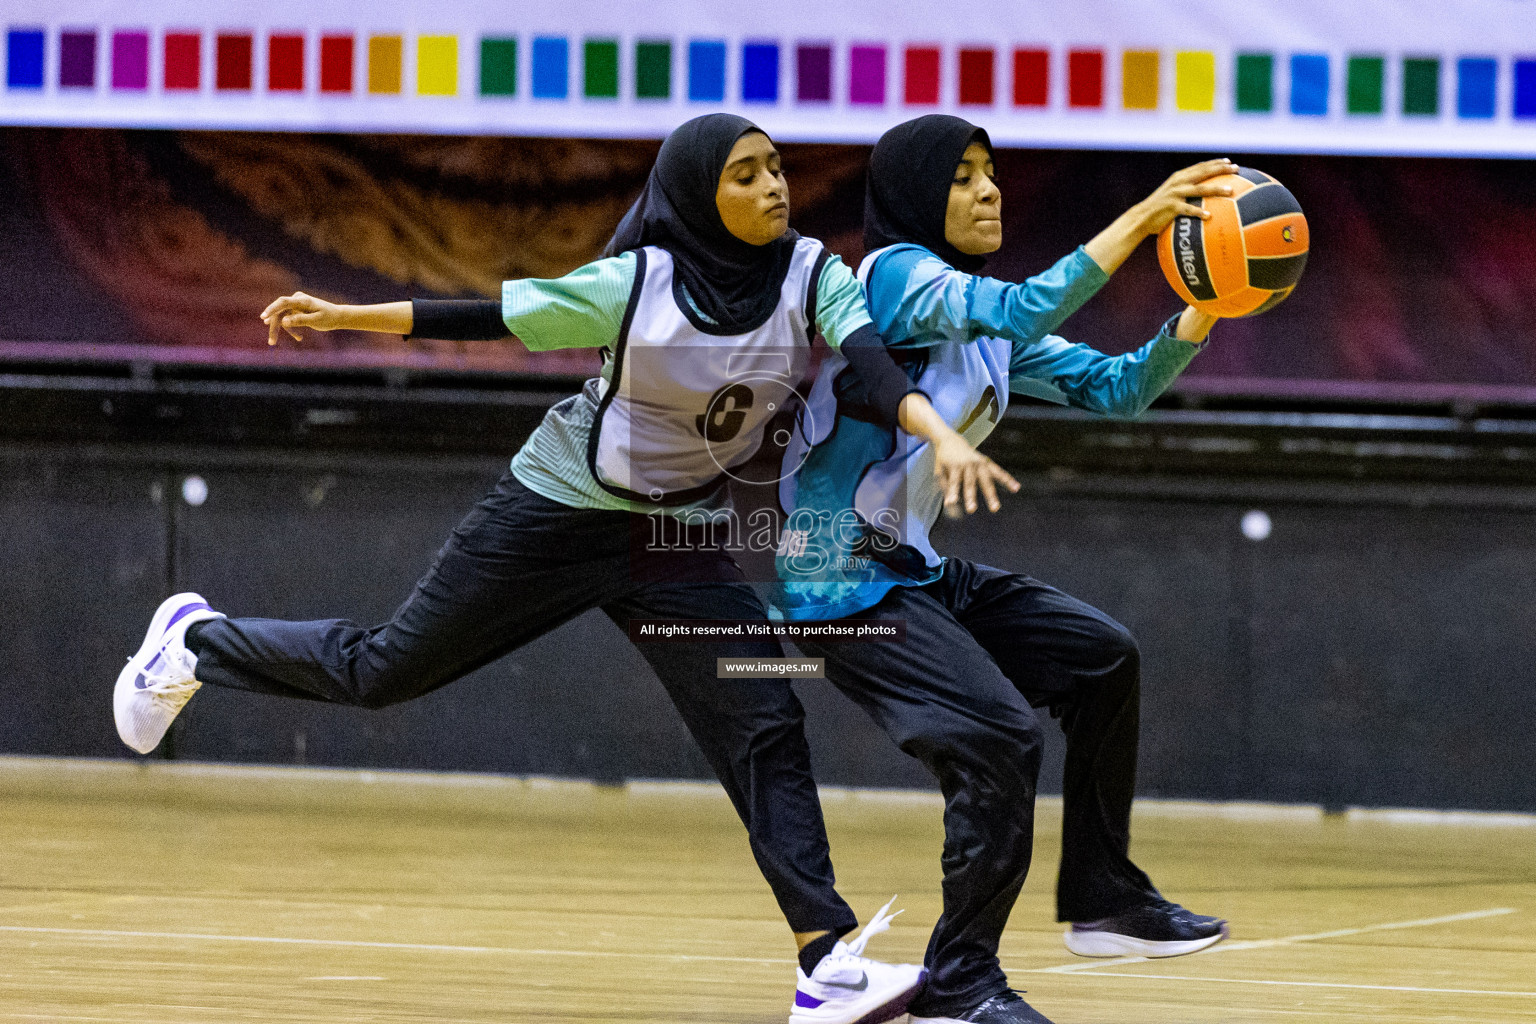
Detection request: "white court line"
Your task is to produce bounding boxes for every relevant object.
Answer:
[0,924,792,966]
[1057,971,1536,999]
[1030,907,1518,973]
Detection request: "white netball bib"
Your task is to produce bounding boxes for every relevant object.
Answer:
[588,239,824,505]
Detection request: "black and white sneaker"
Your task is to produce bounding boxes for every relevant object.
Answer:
[1065,898,1228,958]
[910,990,1055,1023]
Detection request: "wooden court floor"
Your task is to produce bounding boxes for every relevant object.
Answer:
[0,757,1532,1024]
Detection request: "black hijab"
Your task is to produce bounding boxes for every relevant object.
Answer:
[604,113,799,333]
[864,114,993,273]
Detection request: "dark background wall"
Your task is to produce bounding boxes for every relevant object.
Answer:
[5,370,1534,812]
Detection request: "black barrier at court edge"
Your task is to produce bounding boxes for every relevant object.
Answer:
[5,366,1536,811]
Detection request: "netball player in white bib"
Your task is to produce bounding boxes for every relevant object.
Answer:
[774,116,1235,1024]
[112,114,1007,1024]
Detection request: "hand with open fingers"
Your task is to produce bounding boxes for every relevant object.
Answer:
[260,292,343,346]
[1132,158,1241,237]
[932,431,1021,519]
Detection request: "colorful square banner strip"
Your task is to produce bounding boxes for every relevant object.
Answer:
[1122,50,1158,109]
[1403,57,1439,115]
[1290,53,1328,115]
[480,37,516,96]
[165,32,200,90]
[688,40,725,101]
[8,29,46,89]
[1068,49,1103,108]
[1457,57,1495,118]
[532,36,567,98]
[1013,49,1047,107]
[216,33,253,91]
[60,31,95,88]
[418,35,457,96]
[849,44,885,104]
[585,38,617,98]
[5,20,1534,151]
[905,46,939,105]
[321,35,353,94]
[269,34,304,93]
[796,44,830,102]
[636,40,670,99]
[959,48,994,106]
[1236,52,1273,112]
[1176,51,1215,111]
[369,35,402,94]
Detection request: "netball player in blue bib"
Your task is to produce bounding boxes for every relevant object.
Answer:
[774,115,1236,1024]
[112,114,1003,1024]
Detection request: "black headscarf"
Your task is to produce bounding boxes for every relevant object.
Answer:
[604,113,799,333]
[864,114,993,273]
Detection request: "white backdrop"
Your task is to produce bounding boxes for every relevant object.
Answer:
[2,0,1534,155]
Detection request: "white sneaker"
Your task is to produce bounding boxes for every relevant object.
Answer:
[789,897,926,1024]
[114,593,224,754]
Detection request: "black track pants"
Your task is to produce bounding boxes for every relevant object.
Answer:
[795,559,1159,1018]
[188,469,859,938]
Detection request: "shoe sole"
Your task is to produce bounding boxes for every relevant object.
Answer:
[114,592,208,754]
[1063,921,1229,958]
[789,975,926,1024]
[911,997,1055,1024]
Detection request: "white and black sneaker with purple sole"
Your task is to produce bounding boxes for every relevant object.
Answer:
[1064,898,1229,958]
[789,897,926,1024]
[113,592,224,754]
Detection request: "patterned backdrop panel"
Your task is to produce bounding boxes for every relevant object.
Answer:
[2,127,1534,396]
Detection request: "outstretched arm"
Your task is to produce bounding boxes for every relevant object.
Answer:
[873,245,1111,350]
[1000,161,1233,414]
[261,294,519,345]
[261,294,414,345]
[864,160,1235,353]
[263,256,639,350]
[1010,312,1212,420]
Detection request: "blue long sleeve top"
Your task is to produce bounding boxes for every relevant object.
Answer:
[771,242,1204,622]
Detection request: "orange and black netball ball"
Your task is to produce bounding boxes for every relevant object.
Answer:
[1157,167,1309,317]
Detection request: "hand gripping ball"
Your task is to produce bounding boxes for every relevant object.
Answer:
[1157,167,1309,317]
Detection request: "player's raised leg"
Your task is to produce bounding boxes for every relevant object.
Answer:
[113,471,623,753]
